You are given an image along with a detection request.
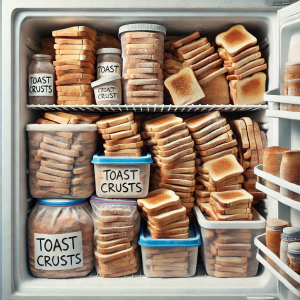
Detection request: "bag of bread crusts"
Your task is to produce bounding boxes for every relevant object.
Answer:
[27,198,94,279]
[27,124,98,199]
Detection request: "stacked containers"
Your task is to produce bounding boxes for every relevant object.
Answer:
[194,206,265,278]
[119,23,166,105]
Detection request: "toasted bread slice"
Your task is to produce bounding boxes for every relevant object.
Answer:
[229,120,250,150]
[97,112,134,129]
[211,189,253,208]
[199,140,237,157]
[178,38,208,55]
[194,124,231,145]
[191,118,227,139]
[186,111,220,132]
[234,58,265,75]
[215,24,257,56]
[210,197,251,215]
[148,207,187,224]
[157,159,195,170]
[184,46,215,66]
[164,67,205,105]
[229,45,260,62]
[182,43,211,60]
[172,32,200,49]
[144,114,183,132]
[197,131,233,151]
[232,52,261,70]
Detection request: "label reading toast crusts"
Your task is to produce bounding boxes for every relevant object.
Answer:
[97,62,121,79]
[29,74,54,96]
[96,86,120,101]
[34,231,83,270]
[100,168,142,196]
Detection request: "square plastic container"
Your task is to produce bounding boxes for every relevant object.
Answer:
[92,152,152,198]
[194,206,265,278]
[138,219,201,277]
[26,124,98,199]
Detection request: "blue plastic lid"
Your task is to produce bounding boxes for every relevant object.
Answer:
[37,199,88,207]
[138,219,201,247]
[92,151,153,165]
[90,195,137,206]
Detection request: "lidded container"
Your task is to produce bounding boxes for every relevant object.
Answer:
[28,54,55,105]
[92,152,153,198]
[139,220,201,278]
[118,23,166,105]
[96,48,122,79]
[26,124,98,199]
[27,198,94,278]
[91,75,122,105]
[194,206,265,278]
[287,242,300,274]
[280,227,300,264]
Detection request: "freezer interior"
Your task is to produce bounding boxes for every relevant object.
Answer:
[9,9,280,299]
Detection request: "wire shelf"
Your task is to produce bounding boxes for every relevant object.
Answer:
[26,104,268,113]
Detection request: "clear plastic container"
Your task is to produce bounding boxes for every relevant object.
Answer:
[139,219,201,277]
[118,23,166,105]
[91,75,122,105]
[194,206,265,278]
[26,124,98,199]
[92,152,152,198]
[27,198,94,278]
[96,48,122,79]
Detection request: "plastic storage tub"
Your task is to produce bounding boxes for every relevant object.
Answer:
[27,124,98,199]
[92,152,152,198]
[194,205,265,278]
[139,219,201,277]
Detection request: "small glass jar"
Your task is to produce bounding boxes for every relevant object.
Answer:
[96,48,122,79]
[266,218,289,257]
[28,54,55,105]
[280,227,300,264]
[287,242,300,274]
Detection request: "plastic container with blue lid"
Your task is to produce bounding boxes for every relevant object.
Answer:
[92,152,153,199]
[138,219,201,277]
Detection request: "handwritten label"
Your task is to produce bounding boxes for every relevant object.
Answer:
[100,168,142,196]
[97,62,121,79]
[29,73,54,96]
[96,85,120,101]
[34,231,83,270]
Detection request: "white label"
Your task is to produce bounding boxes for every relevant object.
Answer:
[34,231,83,271]
[96,85,120,101]
[29,73,54,96]
[100,168,142,196]
[97,62,121,79]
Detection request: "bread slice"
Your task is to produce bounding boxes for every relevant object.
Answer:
[191,118,227,139]
[216,256,248,266]
[210,197,251,215]
[186,111,220,133]
[156,148,194,164]
[211,189,253,208]
[182,43,211,60]
[158,141,194,157]
[148,207,187,225]
[145,123,187,140]
[229,45,260,62]
[137,189,180,213]
[164,67,205,105]
[199,140,237,157]
[157,159,195,170]
[215,25,257,56]
[144,114,183,132]
[197,131,233,151]
[229,120,249,150]
[209,174,244,187]
[184,46,215,66]
[172,32,200,49]
[144,203,182,216]
[232,52,261,70]
[203,154,244,182]
[234,58,265,75]
[178,38,208,55]
[97,112,134,129]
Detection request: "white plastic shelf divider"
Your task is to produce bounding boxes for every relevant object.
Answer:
[265,89,300,120]
[254,164,300,211]
[255,233,300,297]
[25,104,268,113]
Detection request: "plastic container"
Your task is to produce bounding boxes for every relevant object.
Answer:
[194,205,265,278]
[27,198,94,278]
[26,124,98,199]
[118,23,166,105]
[96,48,122,79]
[139,219,201,277]
[280,227,300,264]
[92,152,152,198]
[91,75,122,105]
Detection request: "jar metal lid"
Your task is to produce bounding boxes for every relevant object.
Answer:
[281,227,300,242]
[96,48,121,55]
[91,74,121,88]
[288,242,300,254]
[31,54,52,60]
[118,23,166,37]
[37,199,88,206]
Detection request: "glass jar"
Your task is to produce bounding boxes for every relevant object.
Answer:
[96,48,122,79]
[27,198,94,278]
[287,242,300,274]
[280,227,300,264]
[28,54,55,105]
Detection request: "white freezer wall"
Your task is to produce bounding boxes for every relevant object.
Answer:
[2,0,280,299]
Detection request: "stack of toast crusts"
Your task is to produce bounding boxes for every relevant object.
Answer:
[91,198,140,277]
[142,115,196,219]
[96,112,143,157]
[216,24,267,105]
[229,117,266,203]
[137,189,189,239]
[52,26,97,105]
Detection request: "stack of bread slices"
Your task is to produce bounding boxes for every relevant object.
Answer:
[137,189,189,239]
[216,24,267,105]
[96,112,143,157]
[229,117,267,203]
[52,26,97,105]
[141,115,196,219]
